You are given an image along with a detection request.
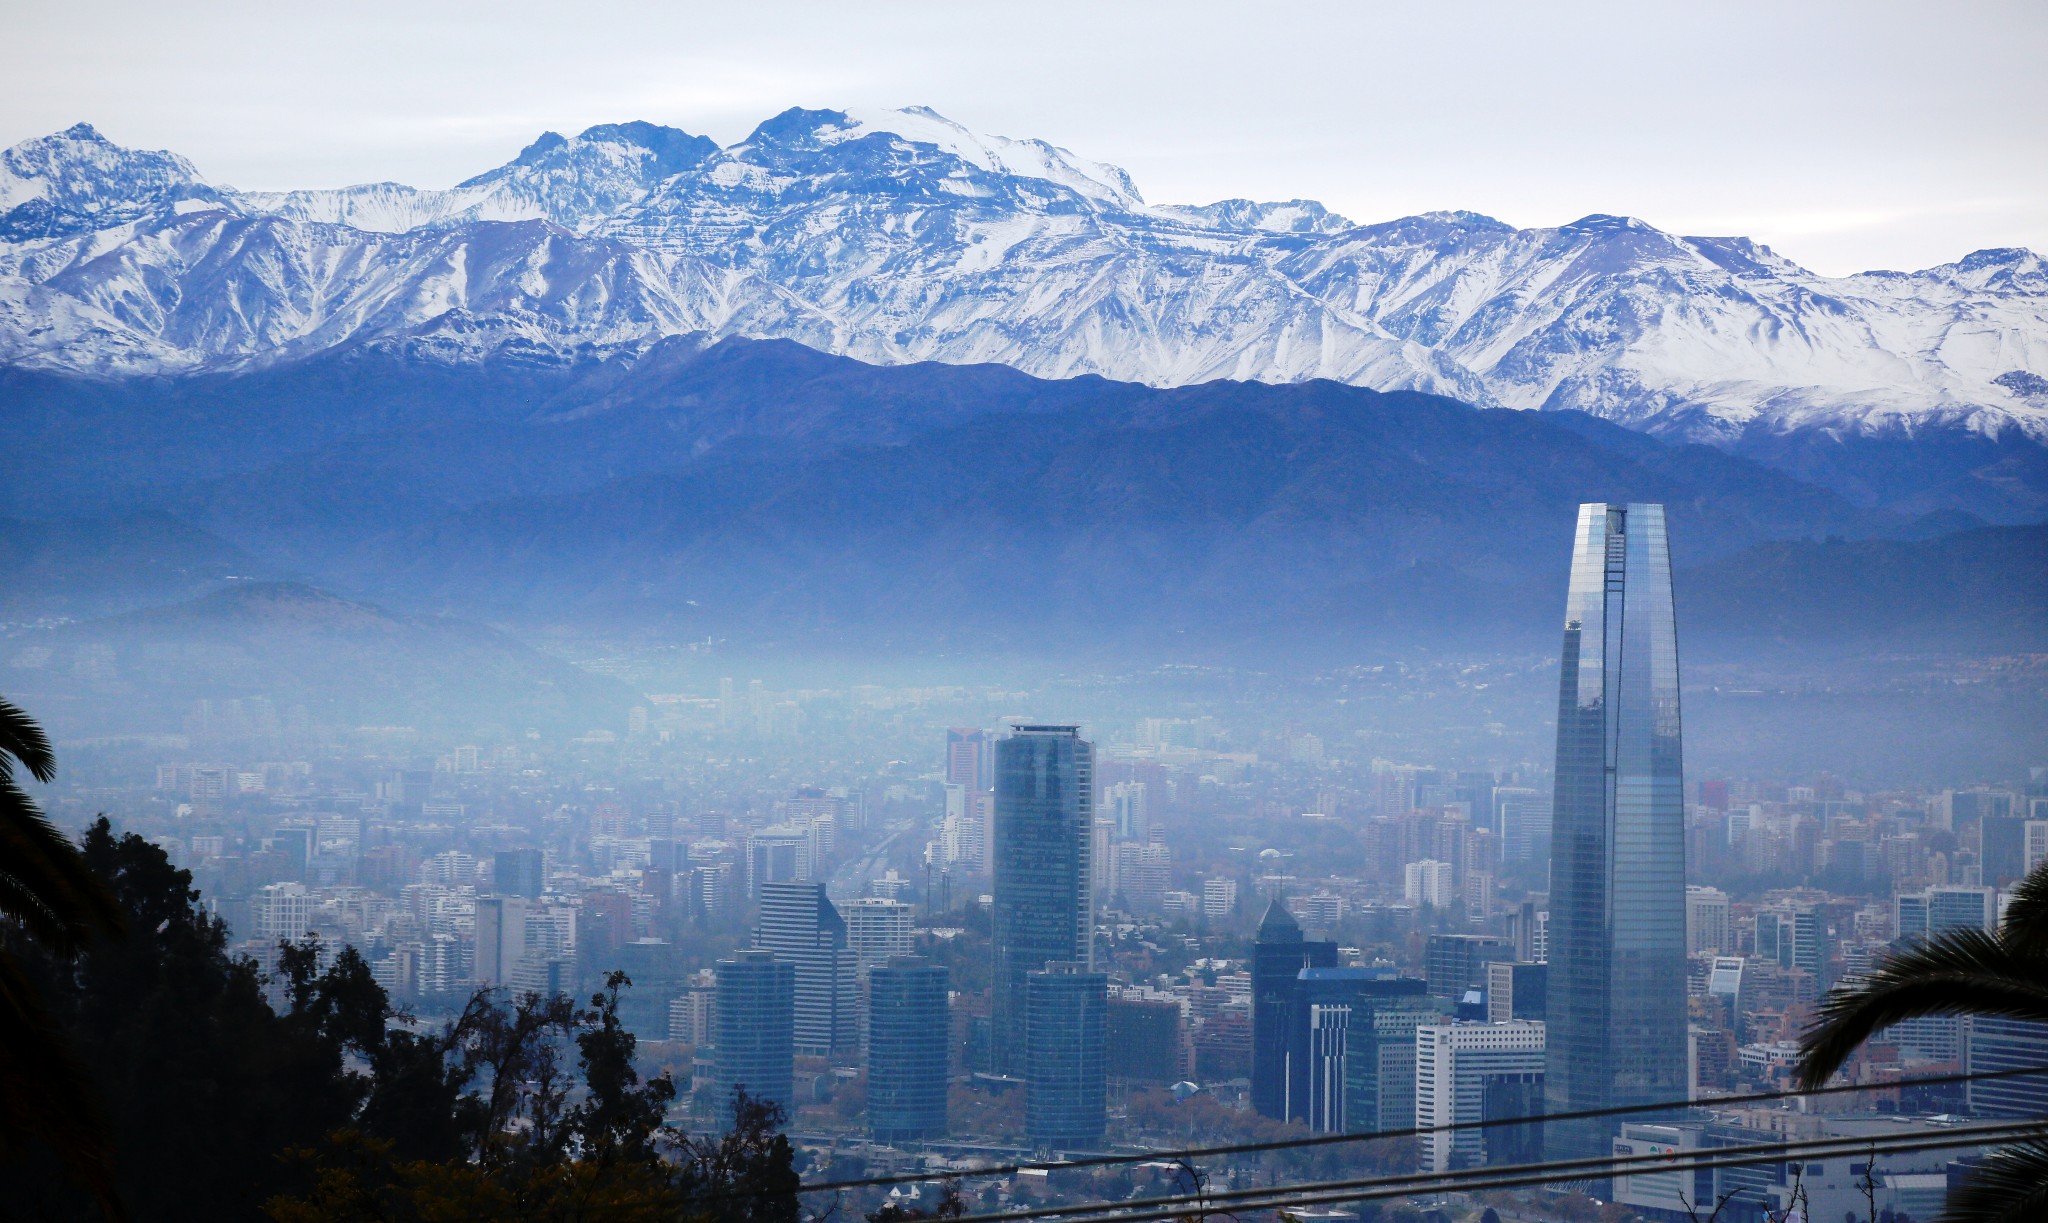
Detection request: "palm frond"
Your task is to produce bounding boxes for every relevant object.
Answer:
[0,696,55,784]
[1939,1136,2048,1223]
[1798,929,2048,1088]
[1999,859,2048,960]
[0,778,125,948]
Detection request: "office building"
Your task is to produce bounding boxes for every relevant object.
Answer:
[1546,503,1688,1161]
[608,939,685,1039]
[1495,787,1552,864]
[1091,818,1118,906]
[1485,961,1549,1024]
[945,727,993,790]
[1118,841,1170,910]
[1895,885,1996,943]
[1685,886,1732,955]
[252,881,311,945]
[991,725,1094,1075]
[944,729,994,873]
[867,956,950,1143]
[1251,897,1338,1120]
[842,897,915,967]
[1287,969,1429,1132]
[1107,996,1183,1084]
[494,848,545,899]
[1202,877,1239,921]
[473,895,528,988]
[2024,819,2048,876]
[942,783,993,872]
[1105,780,1149,840]
[1758,903,1831,986]
[1982,816,2025,887]
[1966,1015,2048,1118]
[1416,1020,1547,1172]
[756,881,857,1056]
[1618,1114,2010,1223]
[1346,991,1451,1134]
[1025,962,1107,1151]
[1403,859,1455,908]
[747,827,812,898]
[1425,934,1513,999]
[710,950,795,1125]
[669,980,716,1046]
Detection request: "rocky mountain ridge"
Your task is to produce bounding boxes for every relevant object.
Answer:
[2,110,2042,455]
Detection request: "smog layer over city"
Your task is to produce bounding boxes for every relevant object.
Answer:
[2,4,2045,1222]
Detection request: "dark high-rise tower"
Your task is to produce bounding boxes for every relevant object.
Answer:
[991,725,1094,1076]
[711,949,795,1127]
[494,848,545,899]
[1545,502,1687,1159]
[1250,896,1337,1121]
[1025,961,1108,1151]
[867,955,951,1143]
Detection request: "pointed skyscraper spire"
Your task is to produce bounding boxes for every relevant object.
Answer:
[1257,893,1303,943]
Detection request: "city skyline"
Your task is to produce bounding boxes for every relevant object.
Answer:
[5,2,2044,1213]
[6,505,2043,1219]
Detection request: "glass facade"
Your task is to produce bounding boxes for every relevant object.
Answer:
[712,949,795,1127]
[1965,1015,2048,1117]
[1545,503,1687,1160]
[1025,962,1107,1151]
[867,955,951,1143]
[756,880,858,1055]
[991,725,1094,1076]
[1251,896,1338,1120]
[1286,968,1429,1133]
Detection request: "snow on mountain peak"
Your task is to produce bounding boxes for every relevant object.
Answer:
[1,123,215,240]
[1,116,2044,452]
[813,104,1145,208]
[468,121,718,188]
[231,120,721,235]
[1154,198,1353,234]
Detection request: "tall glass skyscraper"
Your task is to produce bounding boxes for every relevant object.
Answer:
[1025,961,1107,1151]
[1545,503,1687,1160]
[992,725,1094,1076]
[867,955,951,1143]
[711,949,795,1128]
[1250,896,1337,1121]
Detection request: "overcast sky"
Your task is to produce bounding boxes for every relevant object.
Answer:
[5,0,2044,275]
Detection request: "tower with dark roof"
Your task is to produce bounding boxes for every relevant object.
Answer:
[1251,895,1337,1120]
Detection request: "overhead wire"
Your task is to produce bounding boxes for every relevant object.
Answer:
[780,1061,2048,1198]
[1032,1124,2047,1223]
[918,1118,2044,1223]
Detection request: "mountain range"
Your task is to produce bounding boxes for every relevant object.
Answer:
[3,110,2045,520]
[5,334,2041,662]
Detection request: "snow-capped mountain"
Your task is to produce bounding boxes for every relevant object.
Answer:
[0,122,225,241]
[233,121,721,233]
[2,110,2044,446]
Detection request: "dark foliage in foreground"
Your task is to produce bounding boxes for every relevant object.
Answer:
[0,697,124,1217]
[1,821,797,1222]
[1799,857,2048,1223]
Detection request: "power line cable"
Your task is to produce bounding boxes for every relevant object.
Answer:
[1022,1123,2048,1223]
[508,1101,2048,1222]
[1047,1130,2035,1223]
[781,1061,2048,1198]
[921,1114,2039,1220]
